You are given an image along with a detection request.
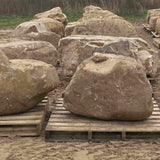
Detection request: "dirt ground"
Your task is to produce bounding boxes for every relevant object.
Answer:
[1,136,160,160]
[1,20,160,160]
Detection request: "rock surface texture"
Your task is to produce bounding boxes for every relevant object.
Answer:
[0,52,59,115]
[64,54,153,120]
[13,18,65,48]
[59,35,158,79]
[0,40,58,66]
[34,7,68,26]
[65,5,137,37]
[12,7,67,48]
[147,9,160,31]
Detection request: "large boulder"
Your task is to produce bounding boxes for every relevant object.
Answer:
[13,19,64,48]
[0,52,59,115]
[64,54,153,120]
[34,7,68,26]
[65,5,137,37]
[59,35,158,79]
[147,9,160,30]
[0,40,58,66]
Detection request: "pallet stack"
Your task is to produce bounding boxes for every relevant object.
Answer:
[0,97,48,137]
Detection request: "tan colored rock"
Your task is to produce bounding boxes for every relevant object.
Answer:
[0,40,58,66]
[33,18,65,37]
[13,20,62,48]
[65,22,81,36]
[21,32,61,49]
[65,5,137,37]
[147,9,160,30]
[34,7,68,26]
[14,21,50,35]
[64,54,153,120]
[0,52,59,115]
[0,29,13,38]
[155,17,160,34]
[59,35,158,79]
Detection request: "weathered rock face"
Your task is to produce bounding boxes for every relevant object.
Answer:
[64,54,153,120]
[0,40,58,66]
[65,5,137,37]
[155,18,160,34]
[59,35,158,79]
[14,21,50,35]
[65,22,81,36]
[147,9,160,30]
[0,29,13,39]
[34,7,68,26]
[33,18,65,37]
[0,52,59,115]
[13,19,64,48]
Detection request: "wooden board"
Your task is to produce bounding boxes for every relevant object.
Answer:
[45,99,160,141]
[0,97,48,137]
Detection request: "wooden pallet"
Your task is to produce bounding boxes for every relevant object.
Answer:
[0,97,48,137]
[45,99,160,142]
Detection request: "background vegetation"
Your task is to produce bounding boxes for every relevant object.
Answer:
[0,0,160,15]
[0,0,160,28]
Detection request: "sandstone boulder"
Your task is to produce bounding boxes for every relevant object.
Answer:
[64,54,153,120]
[0,40,58,66]
[34,7,68,26]
[0,52,59,115]
[65,5,137,37]
[13,20,64,48]
[59,35,158,79]
[33,18,65,37]
[147,9,160,30]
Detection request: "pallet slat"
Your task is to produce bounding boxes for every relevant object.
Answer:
[0,115,42,121]
[46,126,160,132]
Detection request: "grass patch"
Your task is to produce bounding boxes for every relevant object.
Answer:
[0,9,147,29]
[63,8,83,22]
[0,15,33,28]
[122,9,148,21]
[0,9,83,29]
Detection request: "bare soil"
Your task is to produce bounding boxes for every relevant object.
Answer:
[1,20,160,160]
[1,136,160,160]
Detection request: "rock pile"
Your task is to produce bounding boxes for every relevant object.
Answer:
[59,35,158,79]
[65,5,137,37]
[0,6,157,119]
[12,7,67,49]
